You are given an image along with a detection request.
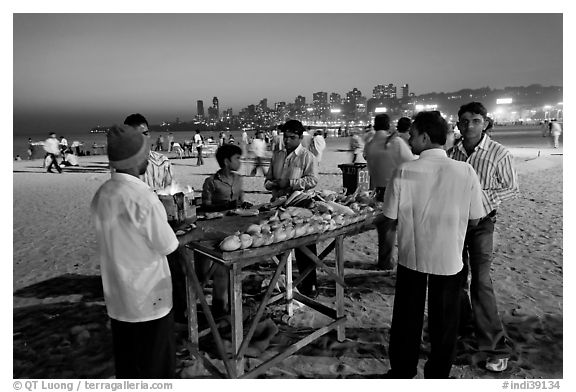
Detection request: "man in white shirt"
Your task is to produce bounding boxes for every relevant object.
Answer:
[250,131,268,176]
[309,129,326,163]
[382,111,484,379]
[43,132,62,173]
[194,129,204,166]
[91,124,194,378]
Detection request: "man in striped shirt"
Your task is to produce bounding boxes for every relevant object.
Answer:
[448,101,519,372]
[265,120,320,298]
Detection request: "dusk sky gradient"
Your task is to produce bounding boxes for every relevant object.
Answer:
[13,13,563,134]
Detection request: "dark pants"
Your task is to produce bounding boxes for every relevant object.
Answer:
[458,212,509,357]
[389,264,462,379]
[196,146,204,165]
[250,156,267,176]
[46,153,62,173]
[295,244,318,295]
[375,187,396,269]
[110,311,175,379]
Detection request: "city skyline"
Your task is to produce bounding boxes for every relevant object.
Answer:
[13,13,563,135]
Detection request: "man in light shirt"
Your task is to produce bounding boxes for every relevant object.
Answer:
[309,129,326,163]
[43,132,62,173]
[91,124,195,378]
[249,131,268,176]
[265,120,319,298]
[382,111,484,378]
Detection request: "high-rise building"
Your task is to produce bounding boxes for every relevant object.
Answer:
[275,102,286,111]
[295,95,306,108]
[313,92,328,105]
[372,85,387,99]
[259,98,268,110]
[197,100,204,117]
[346,88,363,104]
[330,93,341,105]
[402,84,410,99]
[385,84,397,98]
[210,97,219,119]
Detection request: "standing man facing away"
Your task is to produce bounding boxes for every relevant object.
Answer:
[364,114,414,270]
[43,132,62,173]
[309,129,327,163]
[124,114,174,191]
[383,111,484,378]
[91,125,195,378]
[194,129,205,166]
[265,120,319,297]
[449,101,518,372]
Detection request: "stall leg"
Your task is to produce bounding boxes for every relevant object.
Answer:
[335,235,346,342]
[230,263,244,377]
[286,250,294,316]
[182,247,199,346]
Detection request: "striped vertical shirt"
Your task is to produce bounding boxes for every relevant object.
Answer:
[448,134,518,217]
[265,144,318,200]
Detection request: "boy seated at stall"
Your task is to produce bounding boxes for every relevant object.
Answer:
[198,143,245,318]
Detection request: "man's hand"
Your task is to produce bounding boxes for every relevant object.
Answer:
[278,178,290,189]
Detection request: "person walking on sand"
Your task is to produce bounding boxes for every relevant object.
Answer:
[448,101,518,372]
[382,111,484,379]
[250,131,268,176]
[27,138,34,160]
[124,113,174,191]
[43,132,62,173]
[265,120,319,298]
[194,129,205,166]
[396,117,412,145]
[91,124,196,379]
[364,113,414,270]
[550,119,562,148]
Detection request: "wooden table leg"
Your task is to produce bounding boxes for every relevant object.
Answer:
[182,247,199,347]
[286,250,294,316]
[230,263,244,377]
[335,235,346,342]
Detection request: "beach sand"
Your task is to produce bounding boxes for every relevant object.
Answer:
[12,141,563,379]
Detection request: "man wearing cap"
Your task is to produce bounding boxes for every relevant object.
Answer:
[123,113,174,191]
[91,124,194,378]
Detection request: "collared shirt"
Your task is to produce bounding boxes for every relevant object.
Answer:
[265,143,318,200]
[448,134,518,217]
[90,172,179,322]
[202,170,244,209]
[382,149,484,275]
[194,133,204,147]
[43,137,60,155]
[144,150,174,191]
[365,131,415,188]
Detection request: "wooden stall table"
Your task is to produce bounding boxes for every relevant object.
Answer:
[178,210,385,378]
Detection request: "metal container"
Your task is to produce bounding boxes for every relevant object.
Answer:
[158,191,196,223]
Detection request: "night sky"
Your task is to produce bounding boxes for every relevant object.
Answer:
[13,12,563,135]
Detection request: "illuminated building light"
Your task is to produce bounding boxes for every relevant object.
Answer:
[496,98,513,105]
[374,107,387,113]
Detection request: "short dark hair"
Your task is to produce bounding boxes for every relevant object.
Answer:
[397,117,411,133]
[374,114,390,131]
[413,111,448,145]
[458,102,488,119]
[280,120,305,136]
[124,113,148,127]
[215,143,242,168]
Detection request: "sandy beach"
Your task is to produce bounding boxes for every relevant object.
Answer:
[12,136,563,379]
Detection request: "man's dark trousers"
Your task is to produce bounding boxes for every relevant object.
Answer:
[111,310,175,379]
[389,264,462,378]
